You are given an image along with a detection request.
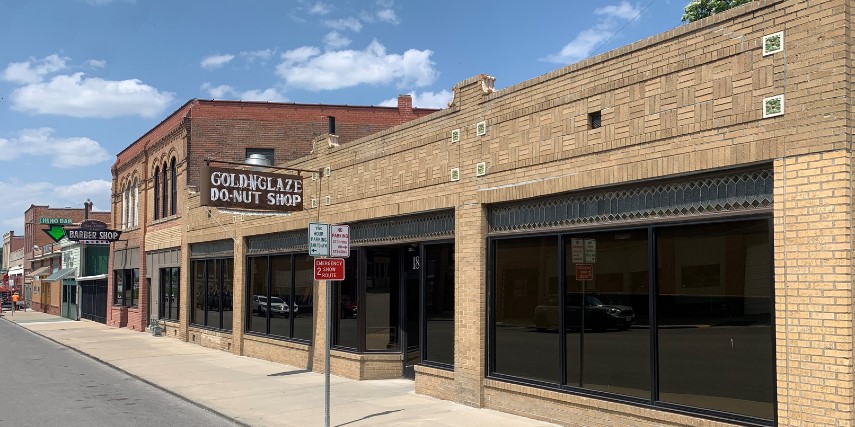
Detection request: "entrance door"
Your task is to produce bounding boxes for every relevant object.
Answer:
[402,248,421,378]
[80,279,107,323]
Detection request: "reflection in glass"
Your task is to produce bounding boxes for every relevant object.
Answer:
[206,259,220,329]
[334,254,359,349]
[269,256,293,338]
[221,259,233,330]
[192,260,204,325]
[248,257,269,334]
[293,255,314,341]
[424,243,454,366]
[657,220,773,419]
[494,236,559,383]
[564,230,649,398]
[365,249,400,351]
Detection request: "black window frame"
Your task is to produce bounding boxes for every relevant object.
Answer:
[113,268,139,307]
[169,157,177,216]
[189,258,233,331]
[153,166,160,220]
[487,215,775,426]
[244,253,313,343]
[159,267,180,321]
[161,161,169,219]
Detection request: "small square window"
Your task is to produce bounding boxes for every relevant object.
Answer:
[588,111,602,129]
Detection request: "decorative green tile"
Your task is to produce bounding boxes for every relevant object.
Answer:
[762,31,783,56]
[763,95,784,118]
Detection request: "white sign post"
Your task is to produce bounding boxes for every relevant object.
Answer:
[329,225,350,258]
[309,223,330,257]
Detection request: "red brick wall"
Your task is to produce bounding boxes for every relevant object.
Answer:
[23,206,111,271]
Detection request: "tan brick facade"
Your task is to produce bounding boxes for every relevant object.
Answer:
[121,0,855,425]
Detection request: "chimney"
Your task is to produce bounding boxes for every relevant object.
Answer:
[327,116,336,135]
[84,199,93,220]
[397,94,412,114]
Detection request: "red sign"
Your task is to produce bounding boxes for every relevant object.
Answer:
[575,263,593,281]
[314,258,345,281]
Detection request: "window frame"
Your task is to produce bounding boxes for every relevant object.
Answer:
[244,252,313,343]
[159,267,180,321]
[487,214,776,426]
[153,166,160,220]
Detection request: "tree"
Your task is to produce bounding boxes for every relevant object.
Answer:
[682,0,754,22]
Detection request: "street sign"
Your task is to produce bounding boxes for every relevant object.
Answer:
[65,220,122,243]
[309,223,330,256]
[43,225,66,243]
[314,258,345,281]
[571,238,583,263]
[576,263,593,281]
[330,224,350,258]
[584,239,597,263]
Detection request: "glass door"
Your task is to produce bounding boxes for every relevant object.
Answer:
[402,245,421,378]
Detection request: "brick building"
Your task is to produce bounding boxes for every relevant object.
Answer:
[110,96,437,332]
[23,206,110,313]
[118,1,855,425]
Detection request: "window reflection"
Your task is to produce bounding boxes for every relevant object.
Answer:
[424,243,454,366]
[657,220,773,419]
[494,236,560,384]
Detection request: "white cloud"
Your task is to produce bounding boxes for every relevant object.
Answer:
[239,49,275,64]
[323,31,352,49]
[308,2,333,15]
[10,72,174,118]
[201,83,288,102]
[596,1,641,20]
[201,83,235,99]
[543,1,643,65]
[0,178,112,234]
[201,54,236,69]
[85,59,107,68]
[376,8,399,24]
[276,40,438,91]
[1,54,67,85]
[324,17,362,32]
[379,90,451,109]
[0,128,111,168]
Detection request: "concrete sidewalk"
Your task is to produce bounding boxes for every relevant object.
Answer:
[1,311,555,427]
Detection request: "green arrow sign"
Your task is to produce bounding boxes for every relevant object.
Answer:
[43,225,66,243]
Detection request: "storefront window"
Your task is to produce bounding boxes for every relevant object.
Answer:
[489,218,773,422]
[423,243,454,366]
[245,254,313,342]
[656,221,773,419]
[365,248,400,351]
[159,267,180,321]
[494,236,560,383]
[564,230,649,398]
[113,269,138,307]
[190,258,233,331]
[334,254,359,349]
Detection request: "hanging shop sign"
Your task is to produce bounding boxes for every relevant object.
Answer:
[65,219,122,243]
[200,164,304,212]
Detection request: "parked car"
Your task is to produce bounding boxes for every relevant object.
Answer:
[252,295,298,317]
[534,293,634,331]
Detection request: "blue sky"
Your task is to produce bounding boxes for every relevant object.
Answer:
[0,0,689,234]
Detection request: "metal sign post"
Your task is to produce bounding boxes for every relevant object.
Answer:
[326,277,331,427]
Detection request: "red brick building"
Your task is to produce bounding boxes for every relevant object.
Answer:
[110,96,436,332]
[23,205,111,313]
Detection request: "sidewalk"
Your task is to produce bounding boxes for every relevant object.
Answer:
[1,311,556,427]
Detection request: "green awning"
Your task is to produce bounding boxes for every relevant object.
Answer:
[44,268,76,281]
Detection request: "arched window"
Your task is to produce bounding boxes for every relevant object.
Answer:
[170,157,177,216]
[162,162,169,218]
[133,177,139,226]
[121,182,128,230]
[153,166,160,220]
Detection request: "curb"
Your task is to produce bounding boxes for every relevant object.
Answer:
[1,316,251,427]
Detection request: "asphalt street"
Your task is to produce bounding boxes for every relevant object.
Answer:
[0,318,235,427]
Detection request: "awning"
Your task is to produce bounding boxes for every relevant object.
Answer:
[44,268,76,281]
[27,266,51,278]
[76,274,108,282]
[8,266,23,276]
